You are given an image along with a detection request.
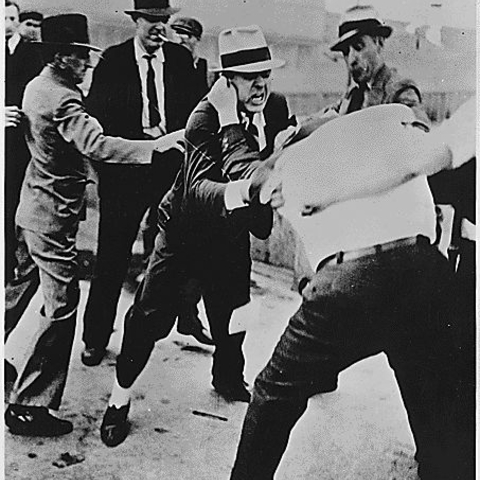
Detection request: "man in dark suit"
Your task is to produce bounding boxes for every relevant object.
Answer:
[99,25,298,447]
[171,17,210,103]
[4,0,44,284]
[81,0,198,366]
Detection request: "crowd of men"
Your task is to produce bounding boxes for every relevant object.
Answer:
[4,0,475,479]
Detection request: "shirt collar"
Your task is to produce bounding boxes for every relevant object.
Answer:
[8,33,21,55]
[241,111,266,131]
[133,36,165,64]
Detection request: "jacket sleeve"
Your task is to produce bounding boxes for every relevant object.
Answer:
[55,93,155,164]
[85,49,111,125]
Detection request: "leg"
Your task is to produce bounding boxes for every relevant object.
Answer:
[82,165,151,357]
[5,229,40,342]
[5,228,79,436]
[101,226,181,447]
[231,254,392,479]
[203,293,249,401]
[386,246,463,480]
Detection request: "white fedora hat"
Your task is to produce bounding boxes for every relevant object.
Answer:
[210,25,285,73]
[330,5,392,53]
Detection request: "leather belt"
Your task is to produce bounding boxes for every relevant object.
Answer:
[316,235,430,272]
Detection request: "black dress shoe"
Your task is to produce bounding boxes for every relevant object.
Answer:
[100,403,130,447]
[5,404,73,437]
[81,347,106,367]
[213,382,251,403]
[177,314,214,346]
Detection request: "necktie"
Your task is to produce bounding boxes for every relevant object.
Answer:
[346,84,366,114]
[144,54,161,128]
[245,114,259,140]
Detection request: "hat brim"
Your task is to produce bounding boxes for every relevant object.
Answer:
[171,25,199,37]
[125,7,180,17]
[32,41,102,52]
[210,58,285,73]
[330,25,392,52]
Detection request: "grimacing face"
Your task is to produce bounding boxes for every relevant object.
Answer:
[228,70,272,114]
[5,4,20,40]
[343,34,383,85]
[135,14,170,54]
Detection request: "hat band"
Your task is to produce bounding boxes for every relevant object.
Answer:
[221,46,271,69]
[339,18,383,38]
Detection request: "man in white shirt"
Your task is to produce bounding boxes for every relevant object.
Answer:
[230,7,474,480]
[81,0,198,367]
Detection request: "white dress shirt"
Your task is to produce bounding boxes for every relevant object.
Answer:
[8,33,21,55]
[133,37,166,138]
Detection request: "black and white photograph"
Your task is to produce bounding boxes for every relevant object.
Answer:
[3,0,476,478]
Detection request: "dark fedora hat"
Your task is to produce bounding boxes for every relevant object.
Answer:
[125,0,180,17]
[331,5,392,53]
[36,13,101,51]
[171,17,203,39]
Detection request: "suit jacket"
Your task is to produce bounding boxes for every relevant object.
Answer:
[5,39,44,107]
[191,57,209,105]
[160,92,295,308]
[16,66,157,235]
[86,39,197,140]
[325,63,422,116]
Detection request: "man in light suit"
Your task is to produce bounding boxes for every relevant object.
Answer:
[4,13,181,437]
[81,0,198,366]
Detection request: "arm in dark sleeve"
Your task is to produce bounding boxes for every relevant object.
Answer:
[85,50,111,123]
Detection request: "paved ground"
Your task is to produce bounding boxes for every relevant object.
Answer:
[5,261,420,480]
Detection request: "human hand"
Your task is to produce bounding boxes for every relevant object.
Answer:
[248,149,284,205]
[207,76,238,127]
[5,106,22,128]
[273,124,300,152]
[154,129,186,154]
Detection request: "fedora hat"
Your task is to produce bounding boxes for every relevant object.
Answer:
[171,17,203,39]
[36,13,101,51]
[210,25,284,73]
[330,5,392,53]
[125,0,180,18]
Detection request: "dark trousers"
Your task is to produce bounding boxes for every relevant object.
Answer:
[450,238,476,480]
[82,155,180,351]
[231,240,463,480]
[4,128,31,284]
[116,227,246,389]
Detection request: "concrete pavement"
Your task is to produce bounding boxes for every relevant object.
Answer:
[5,261,419,480]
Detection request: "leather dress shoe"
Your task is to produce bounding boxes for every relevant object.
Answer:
[177,315,214,346]
[213,381,251,403]
[100,403,130,447]
[81,347,106,367]
[5,404,73,437]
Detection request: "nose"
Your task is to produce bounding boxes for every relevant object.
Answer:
[347,48,359,66]
[253,75,267,87]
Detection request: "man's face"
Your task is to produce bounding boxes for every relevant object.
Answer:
[135,15,170,53]
[174,32,199,55]
[60,49,92,84]
[5,5,20,40]
[343,34,383,85]
[229,70,272,114]
[18,18,42,42]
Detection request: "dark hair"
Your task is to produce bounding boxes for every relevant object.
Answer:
[6,0,20,13]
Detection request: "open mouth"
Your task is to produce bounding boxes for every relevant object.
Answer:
[250,92,266,105]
